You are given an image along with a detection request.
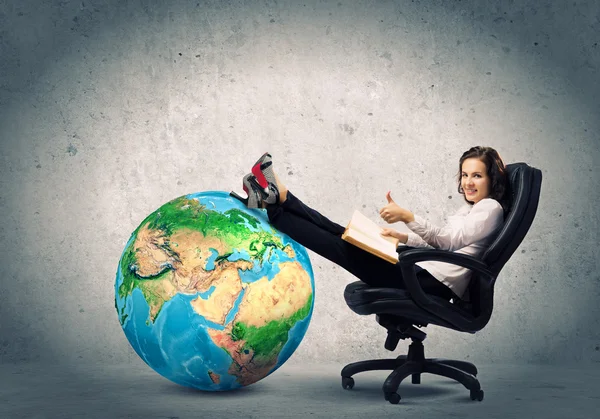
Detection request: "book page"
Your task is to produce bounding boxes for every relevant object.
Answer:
[349,210,398,246]
[345,227,397,257]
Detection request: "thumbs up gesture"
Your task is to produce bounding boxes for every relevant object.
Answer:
[379,191,414,224]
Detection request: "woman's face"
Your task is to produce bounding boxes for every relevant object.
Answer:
[461,158,491,204]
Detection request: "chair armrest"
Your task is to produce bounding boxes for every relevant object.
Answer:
[398,249,494,279]
[396,248,496,331]
[396,245,416,253]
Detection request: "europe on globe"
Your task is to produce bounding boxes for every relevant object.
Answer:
[114,191,315,391]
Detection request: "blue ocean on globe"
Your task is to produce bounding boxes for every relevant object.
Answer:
[115,191,315,391]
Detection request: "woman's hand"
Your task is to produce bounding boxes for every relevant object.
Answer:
[379,191,415,224]
[380,228,408,245]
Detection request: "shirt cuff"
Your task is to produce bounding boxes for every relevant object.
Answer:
[405,232,421,248]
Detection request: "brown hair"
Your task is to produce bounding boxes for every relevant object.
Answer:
[457,146,508,210]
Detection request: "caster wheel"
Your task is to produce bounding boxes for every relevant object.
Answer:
[342,376,354,390]
[385,392,401,404]
[470,389,484,401]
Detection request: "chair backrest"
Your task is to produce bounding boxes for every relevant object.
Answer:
[467,162,542,318]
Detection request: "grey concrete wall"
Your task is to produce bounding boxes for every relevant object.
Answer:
[0,0,598,368]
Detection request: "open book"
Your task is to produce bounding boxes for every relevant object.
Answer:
[341,210,399,264]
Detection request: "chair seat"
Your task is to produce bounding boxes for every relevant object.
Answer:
[344,281,474,331]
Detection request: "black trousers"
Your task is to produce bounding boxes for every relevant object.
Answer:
[266,191,454,300]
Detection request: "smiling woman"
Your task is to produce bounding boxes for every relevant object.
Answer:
[230,148,508,300]
[457,146,509,209]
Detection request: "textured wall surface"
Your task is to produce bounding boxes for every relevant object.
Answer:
[1,0,599,367]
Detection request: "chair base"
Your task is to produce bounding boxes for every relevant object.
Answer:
[341,339,484,404]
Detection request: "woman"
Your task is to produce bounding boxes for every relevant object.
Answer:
[230,146,508,301]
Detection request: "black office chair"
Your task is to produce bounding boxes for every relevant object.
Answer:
[341,162,542,404]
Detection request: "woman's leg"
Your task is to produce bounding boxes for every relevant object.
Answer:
[267,201,398,286]
[256,163,454,299]
[262,168,346,236]
[276,191,346,237]
[267,198,453,300]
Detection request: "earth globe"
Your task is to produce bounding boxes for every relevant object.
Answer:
[114,191,315,391]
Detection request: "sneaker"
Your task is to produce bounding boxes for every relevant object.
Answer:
[229,174,264,209]
[251,152,278,204]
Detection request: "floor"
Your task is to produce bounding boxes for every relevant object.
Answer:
[1,361,598,418]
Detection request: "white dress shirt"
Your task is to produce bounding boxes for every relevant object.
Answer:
[405,198,504,299]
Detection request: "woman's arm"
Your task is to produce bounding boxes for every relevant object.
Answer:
[405,232,434,248]
[380,230,433,248]
[406,199,504,251]
[378,192,503,250]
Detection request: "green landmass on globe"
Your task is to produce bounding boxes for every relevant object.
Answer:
[114,192,315,390]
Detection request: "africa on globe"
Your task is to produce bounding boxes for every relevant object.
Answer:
[114,191,315,391]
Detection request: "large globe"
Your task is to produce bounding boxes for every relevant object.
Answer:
[114,191,315,391]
